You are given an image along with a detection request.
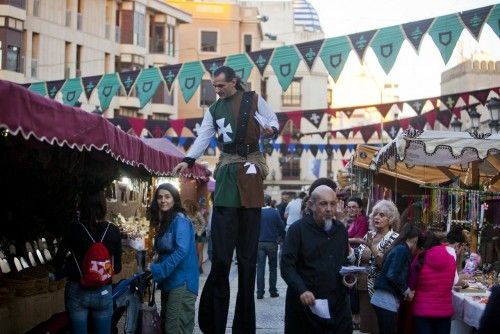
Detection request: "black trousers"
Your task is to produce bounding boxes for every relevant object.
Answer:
[198,206,261,334]
[373,304,397,334]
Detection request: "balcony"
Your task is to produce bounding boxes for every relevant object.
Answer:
[65,10,71,27]
[31,58,38,78]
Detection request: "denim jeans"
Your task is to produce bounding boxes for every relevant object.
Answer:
[114,285,141,334]
[256,241,278,296]
[65,281,113,334]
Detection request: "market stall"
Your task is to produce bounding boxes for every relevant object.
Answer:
[0,80,208,333]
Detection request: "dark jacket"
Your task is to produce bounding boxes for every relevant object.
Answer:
[374,243,411,298]
[479,285,500,334]
[281,215,352,334]
[56,221,122,283]
[259,207,285,242]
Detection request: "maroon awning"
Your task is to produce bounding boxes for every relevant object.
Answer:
[0,80,207,179]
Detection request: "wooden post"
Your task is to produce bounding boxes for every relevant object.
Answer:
[469,161,480,253]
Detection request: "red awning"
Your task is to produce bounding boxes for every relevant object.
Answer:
[0,80,207,179]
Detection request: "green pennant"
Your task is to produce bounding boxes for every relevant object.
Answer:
[487,4,500,38]
[270,45,301,91]
[429,14,464,64]
[225,53,254,82]
[371,26,405,74]
[135,68,162,108]
[60,78,83,106]
[97,73,121,111]
[29,82,47,96]
[319,36,351,82]
[178,61,205,103]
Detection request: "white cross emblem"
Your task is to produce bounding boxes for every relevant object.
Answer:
[215,118,233,142]
[389,126,398,138]
[310,113,320,125]
[446,97,455,109]
[193,123,201,135]
[412,101,422,111]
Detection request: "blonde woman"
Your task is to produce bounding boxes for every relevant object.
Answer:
[184,199,207,273]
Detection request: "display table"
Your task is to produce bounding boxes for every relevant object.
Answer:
[452,290,490,333]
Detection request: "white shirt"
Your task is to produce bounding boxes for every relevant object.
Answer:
[186,94,279,159]
[285,198,303,230]
[446,245,460,285]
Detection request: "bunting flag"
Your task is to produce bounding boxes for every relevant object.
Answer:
[178,61,205,103]
[119,70,140,96]
[410,115,427,131]
[185,117,204,136]
[303,110,323,128]
[29,82,47,96]
[487,4,500,38]
[384,121,401,139]
[424,110,437,128]
[145,119,170,138]
[264,142,274,156]
[170,119,186,137]
[360,126,376,143]
[371,26,405,74]
[129,117,146,137]
[60,78,82,106]
[270,45,301,91]
[97,73,121,111]
[348,30,377,62]
[309,145,319,157]
[225,53,254,82]
[287,111,304,129]
[295,144,304,156]
[160,64,182,92]
[248,48,274,76]
[436,109,453,128]
[429,14,464,64]
[339,129,351,139]
[376,103,393,118]
[135,68,162,108]
[402,18,434,53]
[296,39,324,70]
[82,75,102,100]
[319,36,352,82]
[325,144,333,157]
[202,57,226,77]
[343,108,355,118]
[46,79,66,99]
[108,118,131,132]
[276,113,290,133]
[339,145,348,157]
[471,89,491,105]
[440,93,461,110]
[310,159,321,178]
[406,99,427,115]
[460,5,493,41]
[182,137,194,151]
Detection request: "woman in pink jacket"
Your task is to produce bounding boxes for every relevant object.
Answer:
[409,231,456,334]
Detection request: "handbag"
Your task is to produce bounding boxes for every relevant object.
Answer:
[136,282,162,334]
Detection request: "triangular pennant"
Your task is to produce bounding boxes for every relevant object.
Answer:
[440,93,461,110]
[424,110,437,129]
[348,30,377,62]
[319,132,328,139]
[60,78,83,106]
[376,103,393,118]
[270,45,301,91]
[309,145,319,157]
[429,14,464,64]
[145,119,170,138]
[400,118,410,129]
[302,144,310,152]
[277,113,289,133]
[402,18,434,53]
[339,144,348,157]
[185,117,204,136]
[288,143,297,154]
[325,144,333,157]
[136,68,162,108]
[109,118,132,133]
[248,48,274,76]
[81,75,102,101]
[384,121,401,139]
[332,144,340,152]
[119,70,140,96]
[178,61,205,103]
[183,138,194,152]
[371,26,405,74]
[347,144,357,153]
[437,109,453,128]
[282,134,292,145]
[296,39,324,70]
[159,64,182,92]
[343,108,355,118]
[319,36,352,82]
[460,5,493,41]
[339,129,351,139]
[280,143,288,154]
[225,53,254,82]
[178,137,187,147]
[210,137,218,150]
[406,99,427,115]
[460,93,470,106]
[29,82,47,96]
[360,126,376,143]
[202,57,226,77]
[303,110,324,129]
[452,107,462,118]
[429,98,439,110]
[129,117,146,137]
[330,131,337,139]
[170,119,186,137]
[471,88,491,105]
[46,80,66,99]
[317,144,325,154]
[410,115,427,131]
[169,137,179,145]
[97,73,121,111]
[487,4,500,38]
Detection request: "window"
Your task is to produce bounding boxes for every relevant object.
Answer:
[6,45,20,72]
[201,31,217,52]
[150,23,164,53]
[280,156,301,180]
[76,44,82,75]
[244,34,252,53]
[116,108,137,118]
[133,9,145,47]
[152,113,169,121]
[31,32,39,78]
[200,79,216,107]
[282,78,301,106]
[152,82,174,106]
[167,24,175,56]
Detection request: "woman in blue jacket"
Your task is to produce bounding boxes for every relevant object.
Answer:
[370,223,421,334]
[149,183,199,334]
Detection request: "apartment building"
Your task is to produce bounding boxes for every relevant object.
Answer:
[0,0,191,119]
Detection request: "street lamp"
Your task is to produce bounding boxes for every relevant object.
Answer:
[467,106,481,131]
[487,98,500,134]
[450,116,462,132]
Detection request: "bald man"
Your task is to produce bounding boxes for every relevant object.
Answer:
[281,185,354,334]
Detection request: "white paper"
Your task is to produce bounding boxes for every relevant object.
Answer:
[254,114,266,128]
[309,299,330,319]
[244,162,257,175]
[339,266,369,275]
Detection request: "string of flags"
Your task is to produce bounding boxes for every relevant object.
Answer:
[23,4,500,108]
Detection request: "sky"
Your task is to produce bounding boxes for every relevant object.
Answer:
[306,0,500,102]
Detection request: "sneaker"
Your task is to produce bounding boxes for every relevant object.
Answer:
[256,294,263,299]
[270,292,279,298]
